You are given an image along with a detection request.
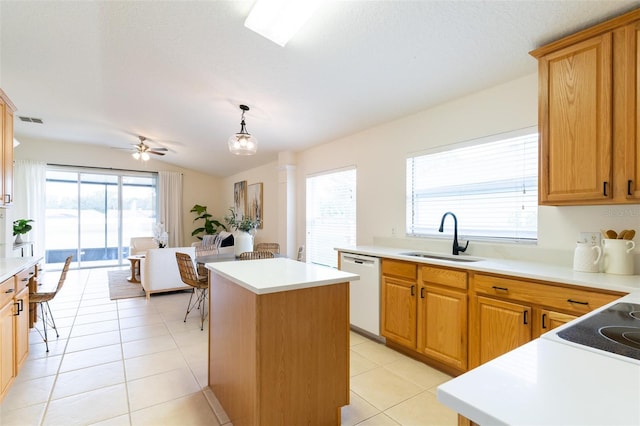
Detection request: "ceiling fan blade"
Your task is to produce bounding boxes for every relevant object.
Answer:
[149,151,166,156]
[149,147,168,152]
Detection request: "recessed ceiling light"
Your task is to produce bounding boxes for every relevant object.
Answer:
[244,0,324,47]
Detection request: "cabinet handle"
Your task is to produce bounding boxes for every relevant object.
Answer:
[21,277,29,282]
[603,181,608,196]
[542,313,547,329]
[492,286,509,292]
[523,310,528,325]
[5,288,14,294]
[14,302,20,316]
[567,298,589,306]
[420,287,425,298]
[411,285,415,296]
[629,180,633,196]
[18,299,23,313]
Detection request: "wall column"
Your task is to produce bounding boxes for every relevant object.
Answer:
[277,152,296,259]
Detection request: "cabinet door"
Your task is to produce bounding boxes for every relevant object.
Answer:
[539,33,613,204]
[14,287,29,371]
[381,275,417,348]
[417,285,467,371]
[475,296,531,365]
[536,309,578,338]
[0,301,14,399]
[622,21,640,200]
[2,101,12,205]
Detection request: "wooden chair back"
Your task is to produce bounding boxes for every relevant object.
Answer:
[255,242,280,254]
[175,252,206,288]
[238,251,275,260]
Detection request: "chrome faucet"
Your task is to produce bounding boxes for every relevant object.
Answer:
[438,212,469,255]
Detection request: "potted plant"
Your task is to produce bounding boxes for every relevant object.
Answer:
[13,219,34,244]
[225,208,261,256]
[190,204,227,240]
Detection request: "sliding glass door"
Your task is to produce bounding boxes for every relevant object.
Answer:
[45,167,157,269]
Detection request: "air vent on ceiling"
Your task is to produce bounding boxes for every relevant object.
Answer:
[18,116,43,124]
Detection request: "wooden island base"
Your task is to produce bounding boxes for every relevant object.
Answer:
[208,272,350,426]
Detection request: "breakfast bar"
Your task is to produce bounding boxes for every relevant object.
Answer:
[205,257,359,426]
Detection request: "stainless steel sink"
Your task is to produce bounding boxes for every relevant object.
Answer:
[399,252,482,262]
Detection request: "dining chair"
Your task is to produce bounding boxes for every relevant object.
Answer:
[255,242,280,254]
[238,251,275,260]
[175,252,208,331]
[29,255,73,352]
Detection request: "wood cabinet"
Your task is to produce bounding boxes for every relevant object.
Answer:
[417,266,467,371]
[531,9,640,205]
[469,272,622,368]
[0,265,35,402]
[381,260,468,374]
[381,260,417,348]
[0,88,15,206]
[0,277,15,400]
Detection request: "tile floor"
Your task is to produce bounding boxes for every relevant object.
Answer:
[0,267,457,426]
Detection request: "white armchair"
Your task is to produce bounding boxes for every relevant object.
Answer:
[129,237,159,256]
[140,246,196,299]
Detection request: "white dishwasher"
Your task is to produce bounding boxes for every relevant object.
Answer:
[340,253,382,340]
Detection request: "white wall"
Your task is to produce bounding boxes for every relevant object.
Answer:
[12,72,640,270]
[288,73,639,269]
[13,137,224,247]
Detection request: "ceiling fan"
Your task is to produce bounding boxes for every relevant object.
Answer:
[131,136,168,161]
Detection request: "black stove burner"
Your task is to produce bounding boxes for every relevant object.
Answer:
[557,302,640,361]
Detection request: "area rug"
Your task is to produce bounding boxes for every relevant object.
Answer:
[108,270,146,300]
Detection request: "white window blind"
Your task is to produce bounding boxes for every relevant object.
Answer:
[406,129,538,241]
[306,168,356,268]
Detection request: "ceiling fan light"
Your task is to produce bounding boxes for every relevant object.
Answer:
[132,152,140,160]
[141,152,150,161]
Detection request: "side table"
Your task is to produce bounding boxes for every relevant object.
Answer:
[127,255,144,283]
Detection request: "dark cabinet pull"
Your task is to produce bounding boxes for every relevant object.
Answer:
[18,299,23,313]
[492,286,509,292]
[411,285,415,296]
[21,277,29,282]
[603,181,608,196]
[14,302,20,316]
[568,298,589,305]
[629,180,633,196]
[420,287,425,298]
[523,310,528,325]
[542,313,547,329]
[5,288,14,294]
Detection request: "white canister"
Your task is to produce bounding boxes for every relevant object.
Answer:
[234,231,254,257]
[572,242,602,273]
[602,238,636,275]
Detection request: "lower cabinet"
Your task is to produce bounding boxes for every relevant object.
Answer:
[469,272,622,369]
[474,296,532,366]
[0,265,35,402]
[0,299,14,398]
[381,260,468,375]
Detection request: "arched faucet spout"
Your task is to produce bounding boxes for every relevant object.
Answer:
[438,212,469,255]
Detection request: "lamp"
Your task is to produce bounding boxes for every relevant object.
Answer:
[244,0,325,47]
[228,104,258,156]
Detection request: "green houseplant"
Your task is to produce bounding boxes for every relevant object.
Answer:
[13,219,34,244]
[224,208,261,232]
[190,204,227,240]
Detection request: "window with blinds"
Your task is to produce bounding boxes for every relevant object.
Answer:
[306,168,356,268]
[406,128,538,241]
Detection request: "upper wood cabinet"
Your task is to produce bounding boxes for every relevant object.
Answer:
[0,88,16,206]
[530,9,640,205]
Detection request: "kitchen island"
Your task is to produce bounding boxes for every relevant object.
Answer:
[205,257,359,426]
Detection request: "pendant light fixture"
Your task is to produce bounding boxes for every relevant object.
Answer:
[228,104,258,156]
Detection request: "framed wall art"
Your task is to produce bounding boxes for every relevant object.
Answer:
[247,182,263,228]
[234,180,247,216]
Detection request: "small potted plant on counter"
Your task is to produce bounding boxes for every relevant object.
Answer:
[225,208,261,257]
[13,219,34,244]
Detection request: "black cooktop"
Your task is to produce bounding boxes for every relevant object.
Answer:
[557,302,640,361]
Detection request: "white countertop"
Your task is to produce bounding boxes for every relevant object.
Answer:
[0,256,40,282]
[336,245,640,294]
[206,257,359,295]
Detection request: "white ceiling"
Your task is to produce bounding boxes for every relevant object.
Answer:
[1,1,638,177]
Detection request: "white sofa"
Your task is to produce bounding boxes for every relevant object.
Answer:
[130,237,158,256]
[140,246,196,299]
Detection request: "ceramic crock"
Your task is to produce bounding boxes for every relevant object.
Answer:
[602,238,636,275]
[572,241,602,273]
